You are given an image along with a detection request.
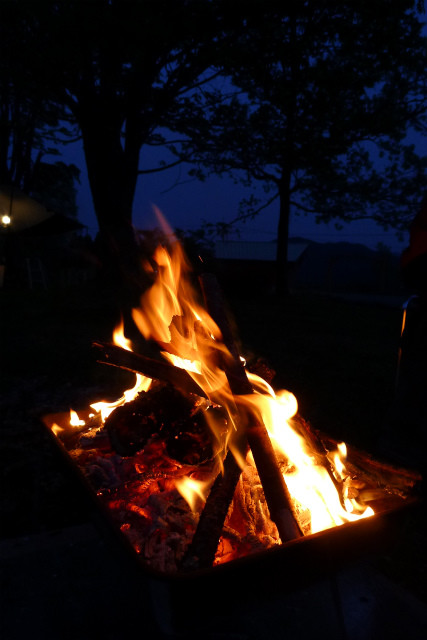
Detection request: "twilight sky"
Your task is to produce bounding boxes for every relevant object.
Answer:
[64,138,410,255]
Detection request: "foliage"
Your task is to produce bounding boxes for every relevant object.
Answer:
[0,1,79,210]
[3,1,427,295]
[32,1,231,228]
[170,0,427,291]
[30,161,81,217]
[1,0,241,303]
[2,1,232,248]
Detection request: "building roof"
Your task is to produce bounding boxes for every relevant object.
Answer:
[214,240,309,263]
[0,186,84,236]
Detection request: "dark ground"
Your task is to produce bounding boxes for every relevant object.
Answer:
[1,281,426,638]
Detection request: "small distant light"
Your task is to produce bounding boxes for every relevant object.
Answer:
[1,215,11,226]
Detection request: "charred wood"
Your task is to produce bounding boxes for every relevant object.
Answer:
[92,341,207,398]
[320,433,422,495]
[104,382,218,463]
[292,415,347,508]
[181,449,244,571]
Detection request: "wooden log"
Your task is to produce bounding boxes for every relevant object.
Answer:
[92,341,207,398]
[180,303,249,570]
[181,448,244,571]
[199,273,302,543]
[320,433,422,492]
[293,415,346,508]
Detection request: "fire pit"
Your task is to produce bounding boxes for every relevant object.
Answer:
[43,407,419,574]
[42,227,421,629]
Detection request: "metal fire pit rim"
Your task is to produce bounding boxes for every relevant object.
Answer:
[40,412,421,586]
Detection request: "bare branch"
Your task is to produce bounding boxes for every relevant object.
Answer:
[160,175,200,194]
[227,191,280,226]
[54,134,83,144]
[176,68,223,97]
[146,137,190,147]
[138,159,183,175]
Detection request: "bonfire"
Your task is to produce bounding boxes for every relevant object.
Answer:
[44,222,420,576]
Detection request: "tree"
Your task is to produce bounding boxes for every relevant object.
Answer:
[0,1,80,213]
[30,161,81,217]
[18,0,235,304]
[171,1,427,294]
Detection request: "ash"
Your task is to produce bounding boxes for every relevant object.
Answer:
[63,420,297,573]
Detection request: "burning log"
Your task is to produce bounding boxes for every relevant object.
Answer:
[181,449,244,571]
[95,274,302,560]
[43,229,422,578]
[104,382,218,462]
[182,274,303,571]
[92,341,207,398]
[198,273,302,544]
[45,233,424,579]
[293,416,347,508]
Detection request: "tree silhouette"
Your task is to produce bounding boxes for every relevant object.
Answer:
[28,0,233,302]
[0,1,79,211]
[172,1,427,294]
[5,1,427,299]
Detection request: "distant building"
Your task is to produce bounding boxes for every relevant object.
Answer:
[0,187,89,288]
[214,240,308,263]
[213,238,403,295]
[213,240,309,294]
[292,241,402,294]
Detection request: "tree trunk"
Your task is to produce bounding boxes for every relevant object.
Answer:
[79,108,150,322]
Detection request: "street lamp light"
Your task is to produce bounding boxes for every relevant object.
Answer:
[0,214,11,287]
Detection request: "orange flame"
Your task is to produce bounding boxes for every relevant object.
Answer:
[54,214,374,539]
[175,476,211,512]
[70,409,85,427]
[50,410,86,439]
[130,222,374,533]
[90,319,152,423]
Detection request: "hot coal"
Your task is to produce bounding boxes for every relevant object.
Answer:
[105,382,227,464]
[247,357,276,385]
[45,401,421,575]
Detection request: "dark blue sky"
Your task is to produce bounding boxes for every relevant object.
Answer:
[64,138,410,255]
